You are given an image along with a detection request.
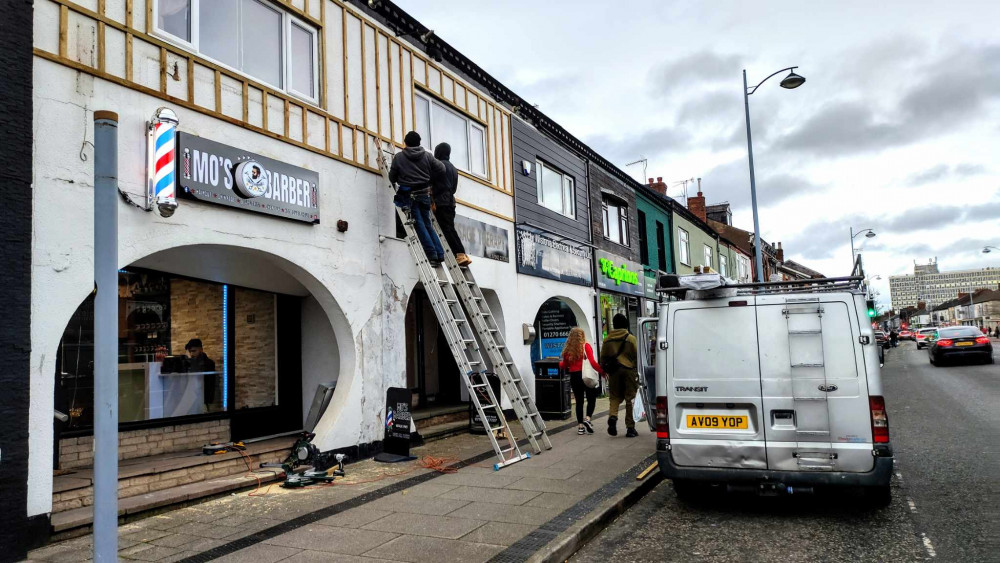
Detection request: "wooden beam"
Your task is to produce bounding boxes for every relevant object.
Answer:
[125,33,132,81]
[386,38,395,142]
[58,5,67,58]
[97,22,106,72]
[214,69,222,113]
[360,21,368,129]
[160,47,168,93]
[262,90,269,131]
[241,80,249,122]
[319,0,327,109]
[374,31,382,137]
[342,7,349,123]
[302,106,309,144]
[284,98,290,137]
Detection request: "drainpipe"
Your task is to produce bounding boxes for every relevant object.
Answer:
[92,110,119,561]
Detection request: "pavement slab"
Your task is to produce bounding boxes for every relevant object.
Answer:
[211,544,300,563]
[362,513,486,539]
[263,524,398,555]
[362,534,505,563]
[440,485,543,506]
[459,521,536,546]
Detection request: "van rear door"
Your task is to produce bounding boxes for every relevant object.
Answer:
[637,318,658,432]
[668,297,767,470]
[756,295,875,473]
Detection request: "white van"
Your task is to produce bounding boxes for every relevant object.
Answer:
[639,273,893,504]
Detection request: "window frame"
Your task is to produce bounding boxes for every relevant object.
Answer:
[413,90,488,179]
[678,227,690,266]
[720,254,728,277]
[535,159,576,219]
[655,220,666,271]
[601,196,629,247]
[704,245,713,269]
[637,210,649,265]
[152,0,320,105]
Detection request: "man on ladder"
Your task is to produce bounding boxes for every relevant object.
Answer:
[390,131,446,266]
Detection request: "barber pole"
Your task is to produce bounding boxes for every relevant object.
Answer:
[147,107,179,217]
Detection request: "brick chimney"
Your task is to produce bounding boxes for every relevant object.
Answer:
[687,190,707,222]
[647,176,668,196]
[775,241,784,262]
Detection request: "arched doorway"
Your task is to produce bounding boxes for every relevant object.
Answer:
[530,297,586,364]
[404,286,461,409]
[51,244,347,471]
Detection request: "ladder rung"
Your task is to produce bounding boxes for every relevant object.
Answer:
[489,426,505,433]
[479,404,498,410]
[462,338,476,343]
[471,383,489,389]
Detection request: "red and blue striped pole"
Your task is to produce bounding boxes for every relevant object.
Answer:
[147,107,179,217]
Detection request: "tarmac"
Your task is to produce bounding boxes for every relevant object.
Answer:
[26,397,661,563]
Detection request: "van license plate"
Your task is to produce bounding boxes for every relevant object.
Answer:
[955,341,974,347]
[686,415,748,429]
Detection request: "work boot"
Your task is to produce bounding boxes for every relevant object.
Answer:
[607,416,618,436]
[456,253,473,267]
[625,427,638,438]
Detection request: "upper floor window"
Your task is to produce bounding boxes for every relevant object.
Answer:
[637,210,649,265]
[703,245,713,269]
[602,197,629,246]
[535,160,575,218]
[655,221,666,271]
[719,254,728,278]
[154,0,318,102]
[678,227,690,265]
[414,92,488,177]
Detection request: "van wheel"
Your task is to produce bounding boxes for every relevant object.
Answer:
[672,479,702,501]
[864,485,892,507]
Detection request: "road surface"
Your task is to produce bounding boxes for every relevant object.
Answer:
[572,340,999,562]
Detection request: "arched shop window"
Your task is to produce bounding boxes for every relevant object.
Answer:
[530,298,578,364]
[55,269,283,432]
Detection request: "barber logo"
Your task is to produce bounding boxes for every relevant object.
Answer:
[234,159,268,199]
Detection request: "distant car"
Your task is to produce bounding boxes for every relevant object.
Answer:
[928,326,994,366]
[899,330,913,341]
[875,331,889,349]
[915,328,937,349]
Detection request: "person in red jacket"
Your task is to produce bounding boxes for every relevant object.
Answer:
[559,327,606,435]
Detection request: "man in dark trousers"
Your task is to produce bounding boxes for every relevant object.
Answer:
[601,314,640,438]
[389,131,446,265]
[432,142,472,267]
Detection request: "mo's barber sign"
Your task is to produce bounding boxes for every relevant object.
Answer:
[177,132,320,223]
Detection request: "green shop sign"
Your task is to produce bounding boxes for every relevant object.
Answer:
[595,250,645,297]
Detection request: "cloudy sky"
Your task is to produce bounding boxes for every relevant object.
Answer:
[395,0,1000,308]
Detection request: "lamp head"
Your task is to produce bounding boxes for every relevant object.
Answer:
[865,231,876,239]
[780,71,806,89]
[984,247,992,254]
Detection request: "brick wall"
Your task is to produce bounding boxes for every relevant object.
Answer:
[170,278,224,361]
[58,419,230,469]
[235,288,277,408]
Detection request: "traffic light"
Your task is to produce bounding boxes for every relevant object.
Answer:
[866,299,877,318]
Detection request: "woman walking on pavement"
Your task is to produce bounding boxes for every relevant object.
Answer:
[559,327,605,435]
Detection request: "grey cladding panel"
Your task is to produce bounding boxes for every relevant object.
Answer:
[511,118,591,242]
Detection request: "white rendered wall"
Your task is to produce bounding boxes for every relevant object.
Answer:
[27,60,519,516]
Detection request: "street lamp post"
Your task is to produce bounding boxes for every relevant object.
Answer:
[983,246,1000,254]
[743,66,805,282]
[850,227,876,268]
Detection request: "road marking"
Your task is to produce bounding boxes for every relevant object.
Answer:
[921,533,937,558]
[906,497,918,513]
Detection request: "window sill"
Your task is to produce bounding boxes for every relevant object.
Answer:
[601,237,632,251]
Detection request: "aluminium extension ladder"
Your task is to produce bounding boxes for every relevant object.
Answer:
[783,304,835,458]
[373,138,548,469]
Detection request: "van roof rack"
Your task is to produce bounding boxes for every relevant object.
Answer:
[657,255,867,298]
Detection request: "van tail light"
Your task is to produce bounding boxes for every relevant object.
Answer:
[975,336,990,344]
[937,339,953,347]
[655,396,669,440]
[869,395,889,444]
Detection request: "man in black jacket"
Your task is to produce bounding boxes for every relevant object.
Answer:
[432,143,471,267]
[390,131,446,264]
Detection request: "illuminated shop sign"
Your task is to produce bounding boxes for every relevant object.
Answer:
[595,250,644,297]
[176,132,320,223]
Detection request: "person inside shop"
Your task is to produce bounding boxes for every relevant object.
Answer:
[185,339,217,410]
[601,314,640,438]
[559,327,605,435]
[389,131,447,266]
[432,142,472,267]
